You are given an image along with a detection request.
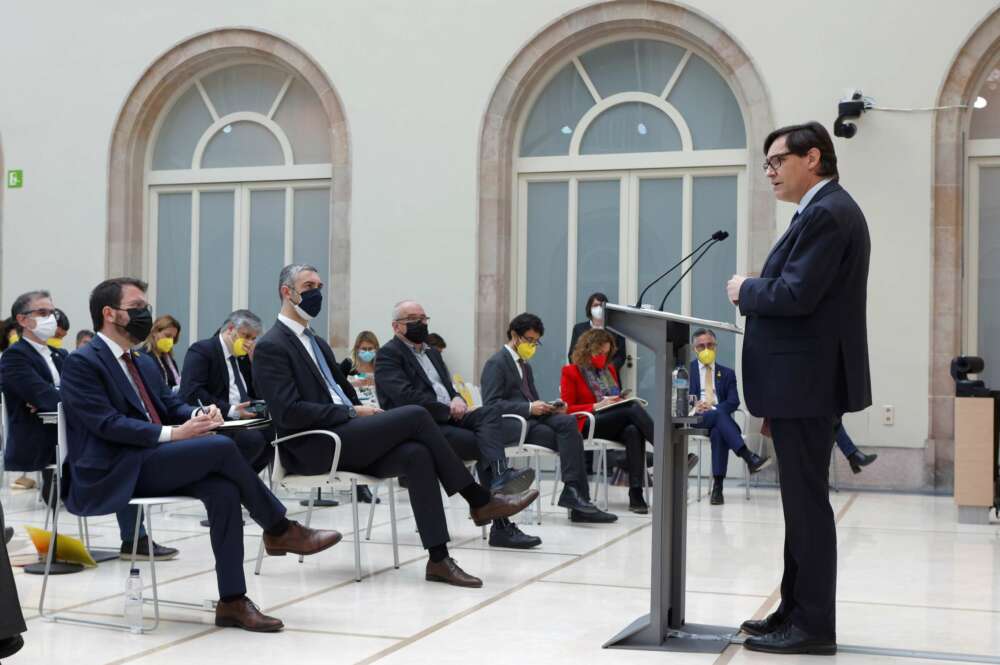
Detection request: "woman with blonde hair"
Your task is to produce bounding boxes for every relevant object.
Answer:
[142,314,183,392]
[338,330,379,391]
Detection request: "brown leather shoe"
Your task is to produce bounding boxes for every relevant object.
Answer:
[425,557,483,588]
[469,489,539,526]
[215,596,283,632]
[262,520,342,556]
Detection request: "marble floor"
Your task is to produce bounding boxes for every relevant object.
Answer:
[3,478,999,665]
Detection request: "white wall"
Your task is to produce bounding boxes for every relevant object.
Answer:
[1,0,995,451]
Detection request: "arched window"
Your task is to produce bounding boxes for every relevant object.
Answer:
[966,60,1000,386]
[146,61,333,358]
[514,38,748,398]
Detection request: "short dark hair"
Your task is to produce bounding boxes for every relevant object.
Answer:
[54,308,70,331]
[89,278,148,331]
[10,290,51,320]
[75,329,94,344]
[764,121,838,178]
[692,328,717,341]
[507,312,544,340]
[584,292,609,320]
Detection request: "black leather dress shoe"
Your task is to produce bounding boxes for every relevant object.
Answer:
[745,452,773,474]
[743,622,836,655]
[740,611,786,636]
[557,485,596,513]
[4,526,13,544]
[628,489,648,514]
[489,519,541,549]
[570,506,617,523]
[848,450,878,474]
[0,634,24,659]
[121,537,179,561]
[710,482,724,505]
[489,467,535,495]
[357,485,380,504]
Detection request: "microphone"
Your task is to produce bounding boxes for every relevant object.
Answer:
[657,232,730,311]
[634,230,729,307]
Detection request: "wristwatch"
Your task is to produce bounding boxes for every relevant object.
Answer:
[347,406,358,418]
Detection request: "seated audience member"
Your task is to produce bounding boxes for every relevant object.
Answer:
[0,499,25,659]
[834,424,877,473]
[562,329,698,514]
[178,310,273,473]
[142,314,182,391]
[567,292,627,372]
[482,313,616,525]
[62,277,341,632]
[689,328,771,505]
[75,329,95,347]
[338,330,379,396]
[425,333,446,354]
[253,265,537,586]
[1,290,170,557]
[0,318,19,352]
[376,300,534,495]
[47,308,71,350]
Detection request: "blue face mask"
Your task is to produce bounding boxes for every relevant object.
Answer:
[358,350,376,363]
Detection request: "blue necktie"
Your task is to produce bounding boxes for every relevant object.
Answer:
[305,330,352,405]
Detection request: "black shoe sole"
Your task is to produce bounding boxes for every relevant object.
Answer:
[570,512,618,523]
[492,470,535,495]
[628,504,649,514]
[489,538,542,549]
[743,641,837,655]
[425,573,483,588]
[748,457,774,474]
[710,496,724,505]
[215,617,284,632]
[0,635,24,659]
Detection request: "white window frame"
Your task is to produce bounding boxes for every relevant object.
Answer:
[963,153,1000,358]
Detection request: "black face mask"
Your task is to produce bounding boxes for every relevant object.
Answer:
[116,306,153,343]
[295,288,323,319]
[403,321,429,345]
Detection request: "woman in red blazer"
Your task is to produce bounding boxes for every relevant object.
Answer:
[561,328,652,513]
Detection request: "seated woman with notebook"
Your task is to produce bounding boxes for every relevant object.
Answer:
[560,329,697,514]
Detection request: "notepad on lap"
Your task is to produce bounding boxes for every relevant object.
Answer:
[594,396,648,412]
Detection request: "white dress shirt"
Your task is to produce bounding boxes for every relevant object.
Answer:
[277,313,344,405]
[219,335,244,419]
[24,337,61,387]
[97,332,181,442]
[698,360,717,409]
[505,344,523,379]
[796,178,833,215]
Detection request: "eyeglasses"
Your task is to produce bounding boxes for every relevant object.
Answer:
[519,335,543,347]
[762,151,793,173]
[21,308,55,318]
[395,316,430,324]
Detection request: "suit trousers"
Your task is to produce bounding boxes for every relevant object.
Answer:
[332,405,475,549]
[770,416,838,638]
[500,414,589,497]
[438,403,508,465]
[130,435,288,599]
[228,428,275,474]
[834,424,858,457]
[593,403,652,488]
[0,500,26,640]
[697,410,745,477]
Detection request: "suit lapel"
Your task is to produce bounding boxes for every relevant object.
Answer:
[92,336,146,415]
[393,337,435,391]
[276,321,329,395]
[503,350,533,402]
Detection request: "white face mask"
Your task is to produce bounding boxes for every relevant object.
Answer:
[591,305,605,320]
[32,314,58,341]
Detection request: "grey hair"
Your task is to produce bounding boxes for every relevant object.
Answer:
[692,328,717,341]
[222,309,263,333]
[278,264,320,300]
[392,300,418,321]
[11,290,52,320]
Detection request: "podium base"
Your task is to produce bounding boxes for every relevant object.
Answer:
[603,614,735,653]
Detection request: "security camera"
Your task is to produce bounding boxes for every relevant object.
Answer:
[834,90,872,138]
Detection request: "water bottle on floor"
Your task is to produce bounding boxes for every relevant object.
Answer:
[125,568,143,634]
[671,364,689,418]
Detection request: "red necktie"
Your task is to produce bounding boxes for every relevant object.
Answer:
[121,352,162,425]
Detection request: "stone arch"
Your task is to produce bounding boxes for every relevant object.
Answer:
[474,0,775,373]
[106,28,352,345]
[928,7,1000,488]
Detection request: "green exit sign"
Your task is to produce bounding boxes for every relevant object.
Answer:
[6,170,23,188]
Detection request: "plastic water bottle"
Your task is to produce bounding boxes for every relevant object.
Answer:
[124,568,143,634]
[671,364,689,418]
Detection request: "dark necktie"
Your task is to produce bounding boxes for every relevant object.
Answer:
[304,329,353,405]
[50,350,63,374]
[517,359,538,401]
[121,352,162,425]
[228,355,248,402]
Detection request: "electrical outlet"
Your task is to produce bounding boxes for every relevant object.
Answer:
[882,405,895,426]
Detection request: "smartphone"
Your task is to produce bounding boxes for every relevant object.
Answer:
[620,389,633,399]
[548,399,566,408]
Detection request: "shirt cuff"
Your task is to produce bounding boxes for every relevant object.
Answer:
[228,405,240,420]
[158,426,173,443]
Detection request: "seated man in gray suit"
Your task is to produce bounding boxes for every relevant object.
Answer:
[481,313,615,523]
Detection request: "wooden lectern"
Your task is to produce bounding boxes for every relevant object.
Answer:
[602,303,743,654]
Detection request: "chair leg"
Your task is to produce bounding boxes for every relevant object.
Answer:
[299,492,316,564]
[388,480,399,569]
[697,438,704,501]
[550,456,561,506]
[351,479,362,582]
[534,455,543,525]
[145,506,161,633]
[600,446,609,511]
[254,536,266,575]
[744,454,751,501]
[37,494,63,619]
[365,485,379,540]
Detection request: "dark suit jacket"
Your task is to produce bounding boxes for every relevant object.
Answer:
[480,347,537,419]
[0,340,66,471]
[739,180,871,418]
[688,361,739,417]
[374,336,456,423]
[178,336,256,412]
[252,320,360,474]
[152,352,181,390]
[60,335,195,516]
[567,321,626,371]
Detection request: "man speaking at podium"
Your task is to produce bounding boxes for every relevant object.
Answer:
[727,122,871,655]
